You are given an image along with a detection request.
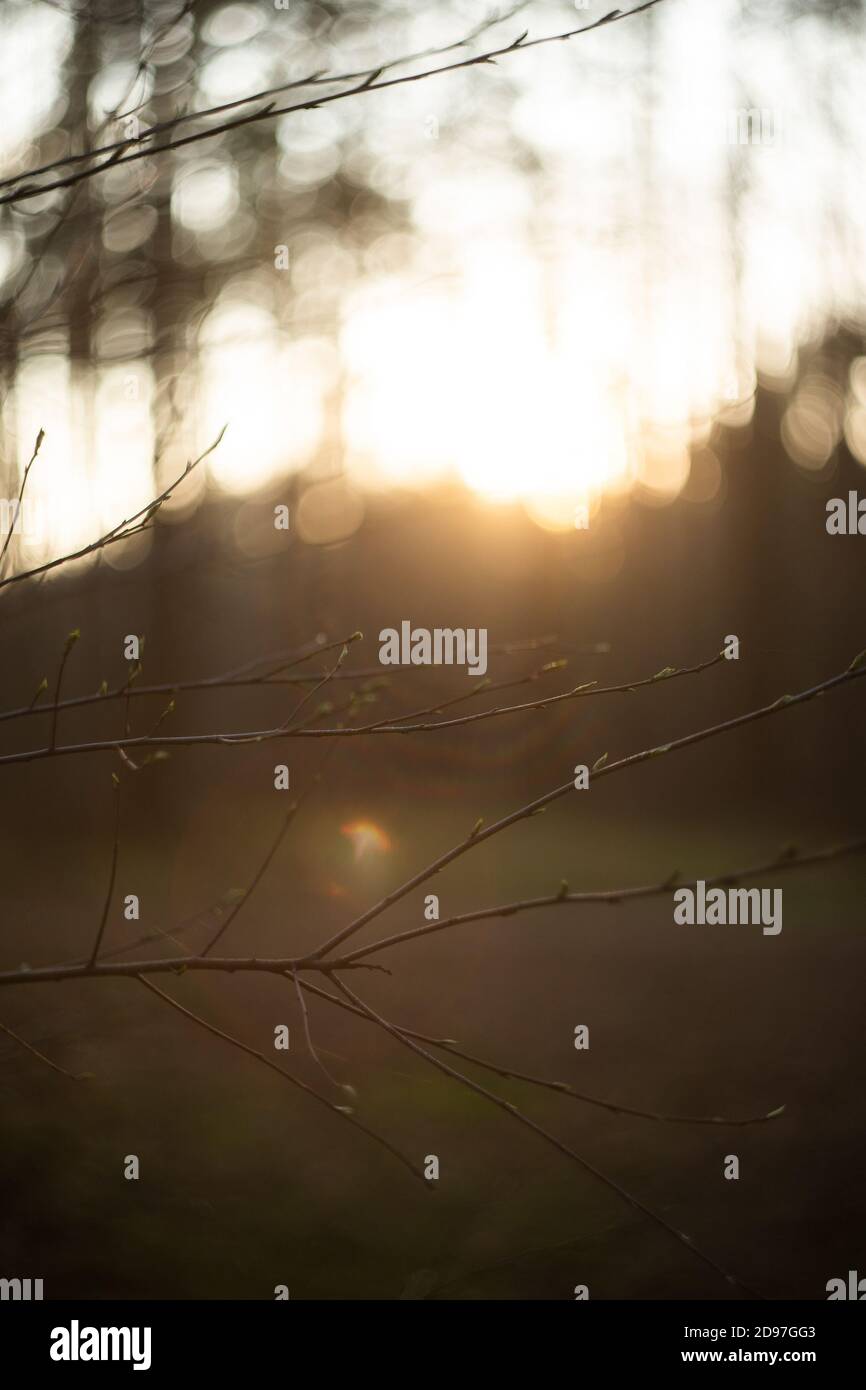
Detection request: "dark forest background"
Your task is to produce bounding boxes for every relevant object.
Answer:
[1,0,865,1300]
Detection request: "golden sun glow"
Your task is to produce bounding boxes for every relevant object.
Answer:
[3,0,865,576]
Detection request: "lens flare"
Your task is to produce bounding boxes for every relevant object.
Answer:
[340,819,392,862]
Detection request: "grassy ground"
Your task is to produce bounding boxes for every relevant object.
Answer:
[2,800,864,1300]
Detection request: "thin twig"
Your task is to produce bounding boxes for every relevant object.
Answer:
[202,713,343,957]
[1,663,862,992]
[290,968,346,1095]
[137,976,422,1183]
[285,651,723,736]
[0,427,226,591]
[89,776,122,966]
[330,973,764,1300]
[279,633,361,729]
[0,647,721,767]
[0,637,605,727]
[297,976,783,1127]
[0,3,664,209]
[48,630,80,752]
[0,1020,83,1081]
[0,954,384,989]
[0,3,535,194]
[335,836,866,964]
[0,428,45,577]
[200,799,302,958]
[310,654,866,960]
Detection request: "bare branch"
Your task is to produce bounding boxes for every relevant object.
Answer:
[310,655,866,960]
[89,775,122,966]
[0,646,721,768]
[0,1020,84,1081]
[0,636,607,728]
[198,752,346,960]
[0,3,535,195]
[48,629,80,752]
[330,973,764,1299]
[0,954,381,989]
[137,976,422,1183]
[289,968,347,1096]
[279,633,361,730]
[0,3,664,210]
[1,662,861,993]
[297,976,784,1128]
[303,650,722,736]
[0,427,226,592]
[0,429,45,578]
[335,836,866,965]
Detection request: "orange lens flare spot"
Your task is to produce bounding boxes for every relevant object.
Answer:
[340,819,392,860]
